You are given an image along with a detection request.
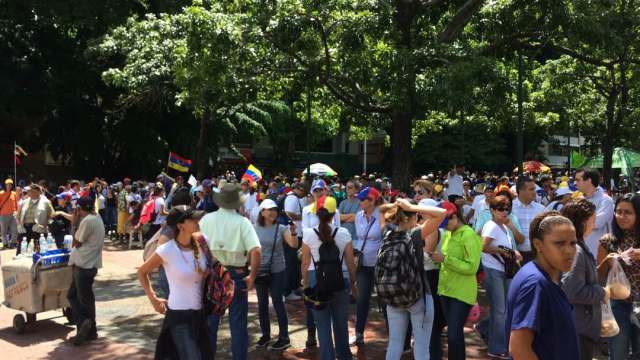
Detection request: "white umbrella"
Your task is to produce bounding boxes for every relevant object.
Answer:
[303,163,338,177]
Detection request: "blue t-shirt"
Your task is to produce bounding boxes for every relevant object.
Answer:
[506,261,579,360]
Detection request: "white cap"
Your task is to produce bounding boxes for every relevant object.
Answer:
[259,199,278,211]
[555,187,573,197]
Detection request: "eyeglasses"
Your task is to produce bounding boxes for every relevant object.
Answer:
[493,207,510,212]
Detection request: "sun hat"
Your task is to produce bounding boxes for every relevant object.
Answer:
[213,183,246,210]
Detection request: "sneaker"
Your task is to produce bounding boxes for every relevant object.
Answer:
[285,293,302,301]
[72,319,93,346]
[256,336,271,347]
[270,338,291,350]
[487,352,510,359]
[350,333,364,346]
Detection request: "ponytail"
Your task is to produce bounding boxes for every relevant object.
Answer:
[317,208,334,245]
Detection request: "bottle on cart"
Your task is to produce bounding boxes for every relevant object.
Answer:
[39,234,47,254]
[47,234,56,250]
[64,235,73,250]
[26,238,34,255]
[20,238,27,256]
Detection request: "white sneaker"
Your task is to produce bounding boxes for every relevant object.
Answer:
[285,293,302,301]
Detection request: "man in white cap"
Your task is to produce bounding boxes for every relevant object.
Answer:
[0,178,18,248]
[199,183,261,359]
[545,187,573,211]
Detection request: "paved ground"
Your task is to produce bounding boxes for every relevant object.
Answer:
[0,239,494,359]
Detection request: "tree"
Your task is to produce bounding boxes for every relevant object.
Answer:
[99,4,289,177]
[260,0,486,188]
[484,0,640,188]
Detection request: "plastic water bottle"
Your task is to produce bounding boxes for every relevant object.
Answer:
[20,238,27,256]
[26,238,34,255]
[47,234,56,250]
[64,235,73,250]
[39,234,47,254]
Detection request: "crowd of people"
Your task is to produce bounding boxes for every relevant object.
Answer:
[1,165,639,359]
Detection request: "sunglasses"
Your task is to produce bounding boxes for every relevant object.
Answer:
[492,207,510,212]
[416,190,425,195]
[312,189,323,193]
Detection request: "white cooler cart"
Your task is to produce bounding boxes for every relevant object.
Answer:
[2,256,73,333]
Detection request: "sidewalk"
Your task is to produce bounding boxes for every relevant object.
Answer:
[0,239,492,359]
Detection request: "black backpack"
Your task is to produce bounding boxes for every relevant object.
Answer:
[312,228,345,294]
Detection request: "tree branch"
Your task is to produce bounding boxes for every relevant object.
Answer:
[315,20,392,114]
[438,0,485,43]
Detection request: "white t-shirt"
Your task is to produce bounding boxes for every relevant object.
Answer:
[243,192,259,215]
[153,197,166,225]
[303,226,351,273]
[481,220,514,272]
[302,204,341,231]
[156,240,207,310]
[250,206,260,225]
[470,195,488,226]
[418,198,439,207]
[284,194,306,232]
[97,194,106,210]
[447,173,464,196]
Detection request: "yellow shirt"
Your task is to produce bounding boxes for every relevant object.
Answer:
[199,208,260,267]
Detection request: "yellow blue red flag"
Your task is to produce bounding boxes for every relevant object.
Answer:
[168,152,192,172]
[242,164,262,184]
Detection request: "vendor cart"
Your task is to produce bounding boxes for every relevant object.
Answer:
[2,253,73,334]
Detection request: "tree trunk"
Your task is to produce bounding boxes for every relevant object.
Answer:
[390,1,417,190]
[602,92,616,190]
[391,111,412,190]
[195,108,211,179]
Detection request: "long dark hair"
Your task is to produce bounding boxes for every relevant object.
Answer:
[612,193,640,240]
[317,208,335,245]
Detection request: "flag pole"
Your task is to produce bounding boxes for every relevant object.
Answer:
[166,152,171,175]
[13,141,17,183]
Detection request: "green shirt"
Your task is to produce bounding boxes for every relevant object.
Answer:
[438,225,482,305]
[199,208,261,267]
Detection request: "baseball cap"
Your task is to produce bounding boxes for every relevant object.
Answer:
[4,178,13,185]
[439,201,457,228]
[555,187,573,197]
[310,179,327,193]
[166,205,205,227]
[357,187,381,202]
[312,195,337,214]
[259,199,278,211]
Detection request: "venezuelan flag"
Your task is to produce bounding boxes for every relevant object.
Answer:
[168,152,192,172]
[242,164,262,184]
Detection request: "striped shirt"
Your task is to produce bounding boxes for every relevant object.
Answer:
[511,198,545,252]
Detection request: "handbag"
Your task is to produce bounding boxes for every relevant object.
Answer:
[355,216,376,269]
[255,225,279,286]
[492,245,520,279]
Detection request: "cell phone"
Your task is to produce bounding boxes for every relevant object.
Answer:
[287,219,294,226]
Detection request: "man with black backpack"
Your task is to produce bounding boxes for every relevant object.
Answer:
[300,195,357,360]
[376,198,446,360]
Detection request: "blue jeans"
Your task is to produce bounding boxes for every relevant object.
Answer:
[355,266,375,334]
[105,206,117,231]
[157,266,170,299]
[441,296,472,360]
[283,239,301,295]
[482,267,510,355]
[609,300,640,359]
[386,295,434,360]
[256,270,289,340]
[207,268,248,360]
[67,266,98,336]
[309,271,352,360]
[170,322,202,360]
